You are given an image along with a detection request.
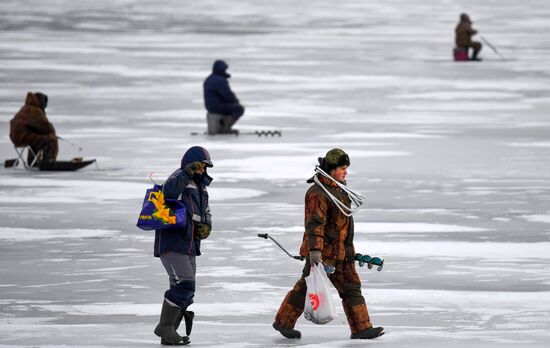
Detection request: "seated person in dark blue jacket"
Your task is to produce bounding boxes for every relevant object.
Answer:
[203,60,245,135]
[153,146,213,345]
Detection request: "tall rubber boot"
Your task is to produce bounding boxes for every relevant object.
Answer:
[167,310,194,336]
[154,300,190,345]
[161,310,194,344]
[183,311,194,336]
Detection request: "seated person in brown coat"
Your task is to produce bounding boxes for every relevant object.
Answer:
[455,13,482,61]
[10,92,58,166]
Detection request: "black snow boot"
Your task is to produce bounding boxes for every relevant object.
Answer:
[350,326,385,339]
[183,310,194,336]
[272,322,301,339]
[161,310,192,345]
[155,300,190,345]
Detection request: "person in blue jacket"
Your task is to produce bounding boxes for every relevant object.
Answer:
[153,146,213,345]
[203,60,245,134]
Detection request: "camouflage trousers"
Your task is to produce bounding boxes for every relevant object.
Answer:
[274,259,372,334]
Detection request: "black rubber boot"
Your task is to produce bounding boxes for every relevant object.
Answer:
[350,326,385,339]
[183,311,194,336]
[161,309,191,345]
[154,300,190,345]
[174,310,184,331]
[272,322,301,339]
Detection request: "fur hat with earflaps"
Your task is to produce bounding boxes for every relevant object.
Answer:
[318,148,350,173]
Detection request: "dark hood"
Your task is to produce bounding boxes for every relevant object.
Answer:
[181,146,214,168]
[25,92,48,109]
[460,13,471,23]
[212,60,231,78]
[35,92,48,110]
[181,146,213,186]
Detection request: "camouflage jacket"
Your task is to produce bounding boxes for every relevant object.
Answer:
[299,174,355,263]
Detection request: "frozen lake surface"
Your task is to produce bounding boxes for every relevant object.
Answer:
[1,0,549,347]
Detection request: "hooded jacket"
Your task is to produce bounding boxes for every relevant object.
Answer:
[154,146,213,257]
[10,92,56,146]
[203,60,240,113]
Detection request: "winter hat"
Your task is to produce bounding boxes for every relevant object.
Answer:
[318,148,350,172]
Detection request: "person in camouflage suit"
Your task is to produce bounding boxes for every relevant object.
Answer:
[273,148,384,340]
[9,92,58,165]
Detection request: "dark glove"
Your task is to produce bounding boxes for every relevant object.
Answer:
[309,250,322,265]
[184,162,204,176]
[195,223,211,240]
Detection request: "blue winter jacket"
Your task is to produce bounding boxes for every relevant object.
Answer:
[203,60,242,114]
[154,149,212,257]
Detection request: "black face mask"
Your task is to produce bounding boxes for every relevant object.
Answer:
[193,172,205,184]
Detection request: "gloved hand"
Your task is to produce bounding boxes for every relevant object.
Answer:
[195,223,211,240]
[309,250,322,265]
[184,162,204,176]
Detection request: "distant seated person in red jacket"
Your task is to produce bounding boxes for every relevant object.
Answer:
[203,60,245,135]
[10,92,58,166]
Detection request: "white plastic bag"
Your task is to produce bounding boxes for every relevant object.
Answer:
[304,262,338,324]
